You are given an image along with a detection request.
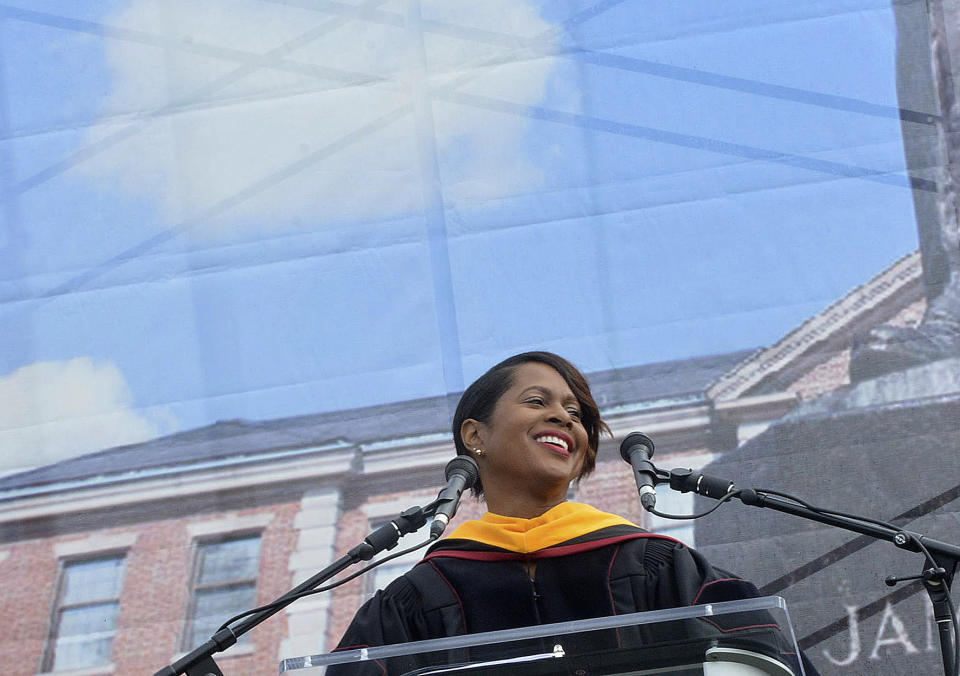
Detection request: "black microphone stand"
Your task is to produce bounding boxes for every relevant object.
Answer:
[651,467,960,676]
[152,504,438,676]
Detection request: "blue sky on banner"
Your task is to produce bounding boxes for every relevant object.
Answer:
[0,0,921,472]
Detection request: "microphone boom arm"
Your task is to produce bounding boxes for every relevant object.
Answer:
[153,455,479,675]
[656,464,960,676]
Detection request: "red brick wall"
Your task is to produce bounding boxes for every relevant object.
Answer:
[787,350,852,401]
[0,539,58,675]
[0,502,298,676]
[786,298,926,400]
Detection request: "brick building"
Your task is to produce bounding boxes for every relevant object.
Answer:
[0,252,923,676]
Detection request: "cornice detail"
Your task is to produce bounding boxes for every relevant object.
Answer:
[0,449,354,526]
[707,251,922,402]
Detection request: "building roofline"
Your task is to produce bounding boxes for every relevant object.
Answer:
[707,250,922,401]
[0,439,354,504]
[0,349,751,497]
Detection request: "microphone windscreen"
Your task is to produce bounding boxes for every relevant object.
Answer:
[445,455,479,486]
[619,432,655,462]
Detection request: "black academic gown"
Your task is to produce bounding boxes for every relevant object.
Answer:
[332,525,818,675]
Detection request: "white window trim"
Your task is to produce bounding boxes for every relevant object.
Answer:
[36,664,115,676]
[362,494,437,521]
[186,513,274,539]
[55,630,116,646]
[218,642,256,659]
[170,640,255,664]
[54,533,137,558]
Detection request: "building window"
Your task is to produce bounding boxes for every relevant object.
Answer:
[366,519,432,595]
[45,554,127,672]
[184,534,261,649]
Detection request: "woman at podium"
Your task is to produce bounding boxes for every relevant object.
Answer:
[333,351,816,675]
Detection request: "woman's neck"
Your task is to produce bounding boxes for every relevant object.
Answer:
[483,490,567,519]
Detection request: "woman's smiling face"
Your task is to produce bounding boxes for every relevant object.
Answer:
[463,361,590,504]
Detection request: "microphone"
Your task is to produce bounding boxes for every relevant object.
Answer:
[620,432,658,511]
[668,467,735,499]
[429,455,479,538]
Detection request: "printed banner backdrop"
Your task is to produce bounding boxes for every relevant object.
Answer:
[0,1,955,675]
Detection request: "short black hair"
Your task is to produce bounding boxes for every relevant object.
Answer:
[451,351,610,496]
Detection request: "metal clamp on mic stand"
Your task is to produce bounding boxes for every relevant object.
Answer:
[151,456,478,676]
[619,431,960,676]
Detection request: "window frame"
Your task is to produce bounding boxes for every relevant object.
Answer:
[361,492,439,597]
[42,551,128,673]
[363,518,422,596]
[181,531,263,652]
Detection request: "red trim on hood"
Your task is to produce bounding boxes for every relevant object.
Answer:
[424,532,680,563]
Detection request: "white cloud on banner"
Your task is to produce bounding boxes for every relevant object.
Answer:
[79,0,563,233]
[0,359,176,474]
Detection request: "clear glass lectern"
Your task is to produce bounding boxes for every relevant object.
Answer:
[280,596,804,676]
